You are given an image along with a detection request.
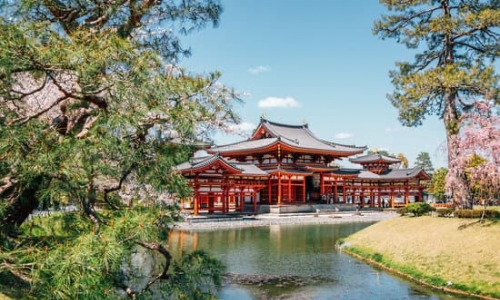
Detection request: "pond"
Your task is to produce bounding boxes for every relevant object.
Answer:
[169,223,471,300]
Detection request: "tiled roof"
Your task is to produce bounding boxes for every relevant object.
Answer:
[176,155,269,176]
[208,138,278,153]
[209,118,366,155]
[263,119,366,154]
[349,153,402,164]
[333,167,430,180]
[232,162,269,176]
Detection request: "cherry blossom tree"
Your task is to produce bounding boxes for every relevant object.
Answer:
[446,101,500,208]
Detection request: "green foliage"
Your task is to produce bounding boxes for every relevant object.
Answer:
[396,207,408,216]
[436,208,454,217]
[0,1,233,299]
[162,251,225,300]
[375,1,499,127]
[1,207,224,299]
[406,203,434,217]
[375,0,499,205]
[454,209,500,219]
[430,168,448,201]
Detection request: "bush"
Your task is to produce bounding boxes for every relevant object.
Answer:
[396,207,407,216]
[455,209,500,219]
[436,208,454,217]
[406,203,434,217]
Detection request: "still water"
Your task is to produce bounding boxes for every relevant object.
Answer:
[169,223,469,300]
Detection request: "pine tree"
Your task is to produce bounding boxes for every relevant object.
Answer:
[375,0,499,206]
[415,152,434,174]
[0,0,235,298]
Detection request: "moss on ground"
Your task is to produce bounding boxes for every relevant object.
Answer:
[343,216,500,299]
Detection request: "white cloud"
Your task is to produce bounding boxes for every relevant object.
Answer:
[227,122,256,136]
[334,132,353,139]
[248,65,271,75]
[258,96,300,109]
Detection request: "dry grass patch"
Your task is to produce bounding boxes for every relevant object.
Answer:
[345,216,500,297]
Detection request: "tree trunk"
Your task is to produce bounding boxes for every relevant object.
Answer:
[442,0,470,207]
[0,180,40,234]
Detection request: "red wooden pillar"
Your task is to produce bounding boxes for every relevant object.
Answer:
[360,189,364,208]
[253,190,257,213]
[333,179,338,203]
[419,188,423,202]
[240,188,245,213]
[268,179,272,204]
[320,173,324,195]
[343,180,347,203]
[194,175,199,216]
[194,192,199,216]
[208,193,214,214]
[390,188,395,208]
[222,186,227,214]
[278,172,282,205]
[405,187,409,205]
[378,188,382,208]
[302,177,306,203]
[288,176,292,202]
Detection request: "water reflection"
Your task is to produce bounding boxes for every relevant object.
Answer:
[169,224,471,300]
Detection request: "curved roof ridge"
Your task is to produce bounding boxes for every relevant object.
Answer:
[350,153,401,163]
[262,117,308,129]
[320,139,368,150]
[209,137,278,149]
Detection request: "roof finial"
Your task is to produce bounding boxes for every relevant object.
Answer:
[261,113,267,120]
[302,118,306,125]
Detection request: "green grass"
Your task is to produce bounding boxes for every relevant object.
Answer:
[343,216,500,298]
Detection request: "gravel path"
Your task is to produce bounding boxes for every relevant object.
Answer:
[175,211,397,231]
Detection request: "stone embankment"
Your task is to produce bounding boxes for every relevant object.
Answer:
[175,211,396,231]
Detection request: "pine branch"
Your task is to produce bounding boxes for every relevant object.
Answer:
[103,164,136,210]
[136,241,172,291]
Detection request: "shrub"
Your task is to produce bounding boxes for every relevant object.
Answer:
[406,203,434,217]
[436,208,453,217]
[455,209,500,219]
[396,207,407,216]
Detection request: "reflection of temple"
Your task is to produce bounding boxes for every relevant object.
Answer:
[177,118,430,215]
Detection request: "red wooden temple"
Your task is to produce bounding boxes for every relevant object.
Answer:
[177,118,430,215]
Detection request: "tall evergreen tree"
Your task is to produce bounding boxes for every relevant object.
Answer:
[0,0,236,298]
[374,0,499,206]
[415,151,435,174]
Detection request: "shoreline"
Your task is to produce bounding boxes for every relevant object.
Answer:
[174,211,396,231]
[340,246,499,300]
[341,216,500,300]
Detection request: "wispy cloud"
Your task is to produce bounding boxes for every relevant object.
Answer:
[248,65,271,75]
[258,96,300,109]
[334,132,353,139]
[227,122,256,136]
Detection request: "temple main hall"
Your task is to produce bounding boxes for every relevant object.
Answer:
[177,118,430,215]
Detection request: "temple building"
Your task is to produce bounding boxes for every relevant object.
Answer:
[176,118,430,215]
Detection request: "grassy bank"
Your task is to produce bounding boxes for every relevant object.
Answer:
[341,216,500,299]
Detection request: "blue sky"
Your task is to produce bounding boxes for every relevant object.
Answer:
[178,0,448,168]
